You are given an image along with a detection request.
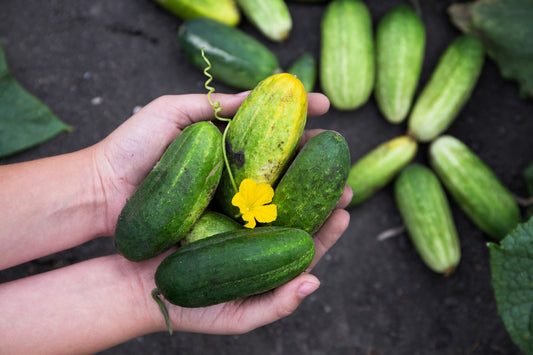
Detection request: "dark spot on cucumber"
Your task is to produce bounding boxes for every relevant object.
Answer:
[226,141,245,167]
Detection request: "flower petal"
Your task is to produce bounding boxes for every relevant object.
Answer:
[231,191,246,211]
[239,178,257,200]
[252,204,277,223]
[242,212,257,229]
[252,182,275,206]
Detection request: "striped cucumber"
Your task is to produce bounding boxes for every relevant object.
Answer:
[395,164,461,275]
[375,4,426,124]
[287,52,317,93]
[214,73,308,218]
[429,135,521,240]
[320,0,374,110]
[155,227,315,308]
[236,0,292,42]
[270,131,350,234]
[408,35,485,142]
[114,122,223,261]
[178,18,281,90]
[182,211,242,245]
[153,0,240,26]
[347,135,418,207]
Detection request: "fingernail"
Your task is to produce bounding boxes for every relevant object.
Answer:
[298,281,320,299]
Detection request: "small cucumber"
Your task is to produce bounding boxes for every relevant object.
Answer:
[270,131,350,234]
[347,135,418,207]
[407,35,485,142]
[182,211,242,245]
[114,122,223,261]
[375,4,426,124]
[153,0,240,26]
[236,0,292,42]
[155,226,315,307]
[320,0,374,110]
[394,164,461,275]
[178,18,281,90]
[287,52,317,93]
[429,135,521,240]
[214,73,308,217]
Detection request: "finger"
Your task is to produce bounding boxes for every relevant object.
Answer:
[299,129,326,148]
[308,208,350,270]
[307,93,330,117]
[336,184,354,209]
[221,273,320,334]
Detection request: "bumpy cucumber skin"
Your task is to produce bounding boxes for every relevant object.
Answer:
[287,53,317,93]
[395,164,461,275]
[236,0,292,42]
[347,135,417,207]
[114,122,223,261]
[182,211,242,245]
[429,135,521,240]
[375,5,425,124]
[178,18,281,90]
[153,0,240,26]
[320,0,374,111]
[155,227,315,308]
[214,73,308,217]
[408,35,485,142]
[270,131,350,234]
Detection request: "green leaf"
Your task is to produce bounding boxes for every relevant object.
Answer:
[489,216,533,354]
[449,0,533,99]
[0,43,71,158]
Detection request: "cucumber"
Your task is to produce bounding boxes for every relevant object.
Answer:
[407,35,485,142]
[320,0,374,111]
[270,131,350,234]
[178,17,281,90]
[347,135,418,207]
[214,73,308,218]
[287,52,317,93]
[375,4,426,124]
[394,164,461,275]
[114,122,223,261]
[155,226,315,307]
[153,0,240,26]
[429,135,521,240]
[236,0,292,42]
[182,211,242,245]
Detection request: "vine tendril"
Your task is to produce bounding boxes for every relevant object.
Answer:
[201,48,238,194]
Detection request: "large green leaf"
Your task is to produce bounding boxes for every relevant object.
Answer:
[0,44,71,158]
[489,217,533,354]
[449,0,533,99]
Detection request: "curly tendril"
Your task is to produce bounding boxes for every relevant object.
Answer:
[201,48,238,194]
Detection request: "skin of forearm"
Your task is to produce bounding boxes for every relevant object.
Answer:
[0,146,107,270]
[0,254,163,355]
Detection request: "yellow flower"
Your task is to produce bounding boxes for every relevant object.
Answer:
[231,178,277,229]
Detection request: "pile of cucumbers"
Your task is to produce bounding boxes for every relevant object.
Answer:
[156,0,525,275]
[114,73,350,321]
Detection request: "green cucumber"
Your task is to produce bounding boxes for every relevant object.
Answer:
[270,131,350,234]
[407,35,485,142]
[182,211,242,245]
[429,135,521,240]
[214,73,308,218]
[287,52,317,93]
[178,17,281,90]
[394,164,461,275]
[155,226,315,308]
[114,122,223,261]
[347,135,418,207]
[375,4,426,124]
[236,0,292,42]
[320,0,374,111]
[153,0,240,26]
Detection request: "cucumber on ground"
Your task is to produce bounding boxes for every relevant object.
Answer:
[287,52,317,93]
[153,0,240,26]
[375,4,426,124]
[395,164,461,275]
[270,131,350,234]
[214,73,308,218]
[154,226,315,307]
[429,135,521,240]
[114,121,223,261]
[178,17,281,90]
[320,0,374,111]
[236,0,292,42]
